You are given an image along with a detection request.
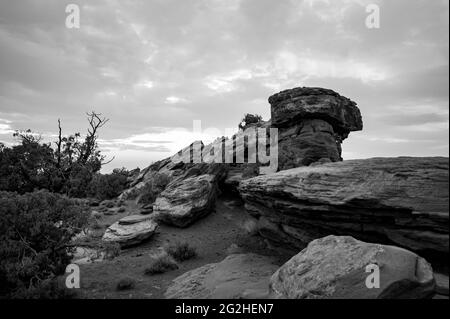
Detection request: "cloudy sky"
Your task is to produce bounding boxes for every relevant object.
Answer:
[0,0,448,171]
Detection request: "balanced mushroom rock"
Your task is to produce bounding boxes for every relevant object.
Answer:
[102,215,158,247]
[268,87,363,170]
[270,235,436,299]
[238,157,449,259]
[153,164,227,227]
[165,254,279,299]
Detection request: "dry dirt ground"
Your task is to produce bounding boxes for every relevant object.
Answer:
[75,194,291,299]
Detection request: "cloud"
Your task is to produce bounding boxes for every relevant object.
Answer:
[165,96,188,104]
[0,118,14,135]
[0,0,448,171]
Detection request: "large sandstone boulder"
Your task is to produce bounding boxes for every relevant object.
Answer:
[153,164,227,227]
[153,174,217,227]
[238,157,449,258]
[270,235,435,299]
[269,87,363,170]
[102,215,158,247]
[165,254,279,299]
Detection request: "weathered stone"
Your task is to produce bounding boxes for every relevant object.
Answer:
[268,87,363,170]
[278,119,343,169]
[434,273,449,296]
[239,157,449,258]
[153,174,218,227]
[139,208,153,215]
[165,254,279,299]
[150,163,227,227]
[72,247,105,265]
[103,217,158,247]
[118,214,153,225]
[269,87,363,133]
[270,235,435,299]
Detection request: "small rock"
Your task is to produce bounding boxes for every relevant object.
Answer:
[89,199,100,207]
[103,217,158,247]
[226,243,242,255]
[91,211,102,218]
[434,273,449,296]
[118,214,154,225]
[102,200,115,208]
[140,208,153,215]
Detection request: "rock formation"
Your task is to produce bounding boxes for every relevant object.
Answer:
[268,87,363,170]
[238,157,449,260]
[117,87,447,260]
[121,87,363,204]
[270,235,436,299]
[153,163,227,227]
[104,86,449,300]
[102,214,158,247]
[164,235,437,299]
[164,253,279,299]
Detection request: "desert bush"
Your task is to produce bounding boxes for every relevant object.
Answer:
[144,254,178,275]
[11,278,77,299]
[238,113,263,131]
[116,277,135,291]
[241,164,259,178]
[166,242,197,262]
[137,173,171,205]
[0,190,90,298]
[102,242,121,260]
[0,112,112,197]
[242,218,259,235]
[90,218,104,230]
[88,168,129,200]
[103,200,115,208]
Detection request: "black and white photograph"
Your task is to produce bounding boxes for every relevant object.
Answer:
[0,0,448,307]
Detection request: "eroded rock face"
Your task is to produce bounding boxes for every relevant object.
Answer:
[269,87,363,170]
[153,174,216,227]
[270,235,435,299]
[269,87,363,133]
[153,164,227,227]
[238,157,449,258]
[102,215,158,247]
[165,254,279,299]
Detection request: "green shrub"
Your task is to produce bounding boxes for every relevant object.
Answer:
[11,278,77,299]
[144,254,178,275]
[102,242,121,260]
[116,277,135,291]
[103,200,115,208]
[137,173,171,205]
[166,242,197,262]
[90,218,104,230]
[238,113,263,131]
[0,112,111,197]
[88,168,129,201]
[241,164,259,178]
[0,190,90,298]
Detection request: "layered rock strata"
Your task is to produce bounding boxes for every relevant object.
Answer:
[238,157,449,259]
